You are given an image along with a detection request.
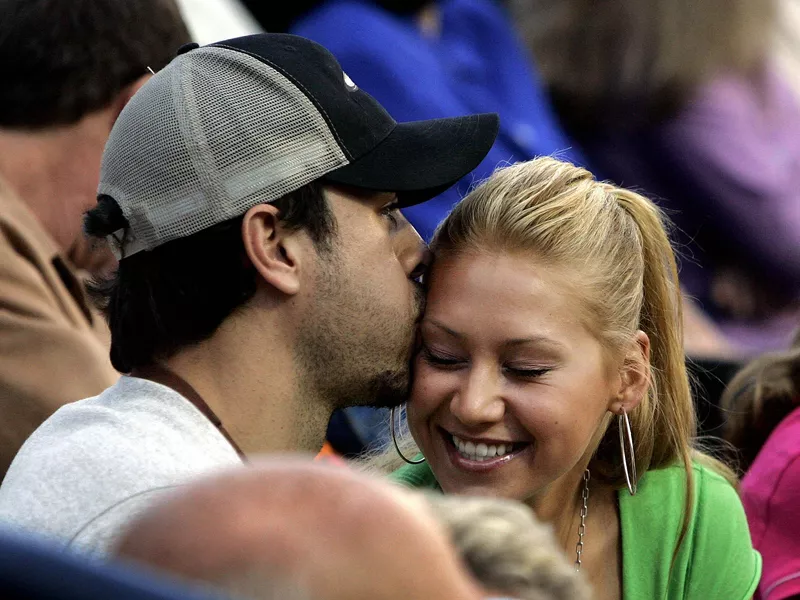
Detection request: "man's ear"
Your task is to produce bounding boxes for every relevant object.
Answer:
[241,204,302,296]
[609,331,651,415]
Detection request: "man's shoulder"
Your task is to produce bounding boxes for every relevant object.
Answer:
[4,377,237,477]
[0,377,240,553]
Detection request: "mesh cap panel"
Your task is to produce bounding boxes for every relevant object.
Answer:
[99,46,348,256]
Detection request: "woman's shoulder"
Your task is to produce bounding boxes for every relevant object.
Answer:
[389,460,440,490]
[621,460,761,600]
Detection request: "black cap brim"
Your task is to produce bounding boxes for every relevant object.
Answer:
[322,113,500,207]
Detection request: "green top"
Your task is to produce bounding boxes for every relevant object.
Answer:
[391,460,761,600]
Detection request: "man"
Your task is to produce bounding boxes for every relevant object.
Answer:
[0,0,191,476]
[114,460,486,600]
[0,33,499,553]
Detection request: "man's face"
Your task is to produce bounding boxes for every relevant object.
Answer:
[297,186,427,409]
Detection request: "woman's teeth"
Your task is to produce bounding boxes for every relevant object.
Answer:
[452,434,515,461]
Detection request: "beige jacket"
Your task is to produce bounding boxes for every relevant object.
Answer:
[0,177,118,477]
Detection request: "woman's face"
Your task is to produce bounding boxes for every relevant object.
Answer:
[408,250,620,502]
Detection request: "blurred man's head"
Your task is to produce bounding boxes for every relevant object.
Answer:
[83,34,497,451]
[114,460,483,600]
[0,0,191,250]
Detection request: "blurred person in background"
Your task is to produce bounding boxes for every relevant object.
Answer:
[114,461,487,600]
[514,0,800,355]
[722,328,800,600]
[385,157,759,600]
[173,0,262,44]
[775,0,800,100]
[0,0,190,477]
[0,33,498,554]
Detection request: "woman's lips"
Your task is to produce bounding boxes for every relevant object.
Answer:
[440,428,532,473]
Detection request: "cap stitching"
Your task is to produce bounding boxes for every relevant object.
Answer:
[212,43,351,161]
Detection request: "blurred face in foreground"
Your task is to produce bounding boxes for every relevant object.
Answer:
[408,250,622,502]
[115,460,483,600]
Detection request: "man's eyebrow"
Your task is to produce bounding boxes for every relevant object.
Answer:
[379,194,399,208]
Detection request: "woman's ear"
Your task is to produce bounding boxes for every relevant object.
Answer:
[610,331,651,415]
[241,204,302,296]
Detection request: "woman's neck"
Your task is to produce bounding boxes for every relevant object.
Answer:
[527,462,590,550]
[528,465,623,600]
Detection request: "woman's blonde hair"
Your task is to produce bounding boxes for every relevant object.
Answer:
[373,157,734,545]
[512,0,775,127]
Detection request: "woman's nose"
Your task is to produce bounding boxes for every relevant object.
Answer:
[448,367,505,427]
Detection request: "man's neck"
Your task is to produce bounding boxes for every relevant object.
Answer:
[0,123,100,252]
[159,316,333,457]
[0,129,61,222]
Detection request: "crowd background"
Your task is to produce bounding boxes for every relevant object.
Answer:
[0,0,799,599]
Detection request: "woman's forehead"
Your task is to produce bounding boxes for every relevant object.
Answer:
[423,252,593,348]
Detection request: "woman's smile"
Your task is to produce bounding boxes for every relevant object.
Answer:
[439,426,533,473]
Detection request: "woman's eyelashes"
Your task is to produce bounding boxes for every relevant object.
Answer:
[420,346,464,368]
[419,345,553,379]
[504,365,552,380]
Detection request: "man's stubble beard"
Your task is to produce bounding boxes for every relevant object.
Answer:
[295,253,423,412]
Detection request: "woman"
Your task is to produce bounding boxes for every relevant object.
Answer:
[722,331,800,600]
[384,157,760,599]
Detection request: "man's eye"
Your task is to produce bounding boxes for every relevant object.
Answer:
[380,203,400,229]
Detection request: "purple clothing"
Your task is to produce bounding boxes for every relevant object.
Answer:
[741,404,800,600]
[580,68,800,351]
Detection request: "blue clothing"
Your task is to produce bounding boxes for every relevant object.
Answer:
[0,528,224,600]
[292,0,584,241]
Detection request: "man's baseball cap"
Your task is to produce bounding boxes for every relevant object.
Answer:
[98,33,499,259]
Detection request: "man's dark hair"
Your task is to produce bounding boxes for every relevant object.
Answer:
[84,183,335,373]
[0,0,191,128]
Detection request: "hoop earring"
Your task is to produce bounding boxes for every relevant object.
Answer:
[390,406,425,465]
[619,407,637,495]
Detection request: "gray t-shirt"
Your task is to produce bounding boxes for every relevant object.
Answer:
[0,376,241,555]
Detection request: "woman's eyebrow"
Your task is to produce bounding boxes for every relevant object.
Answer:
[501,337,566,351]
[425,320,464,340]
[426,320,566,352]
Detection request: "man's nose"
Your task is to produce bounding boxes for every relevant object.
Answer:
[397,220,429,279]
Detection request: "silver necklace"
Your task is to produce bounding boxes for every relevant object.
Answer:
[574,469,591,571]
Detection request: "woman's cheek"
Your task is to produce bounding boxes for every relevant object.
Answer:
[411,362,444,408]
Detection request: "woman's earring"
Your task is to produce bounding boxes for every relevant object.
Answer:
[390,405,425,465]
[619,407,637,495]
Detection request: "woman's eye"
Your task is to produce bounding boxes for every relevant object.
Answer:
[505,366,551,379]
[420,347,464,368]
